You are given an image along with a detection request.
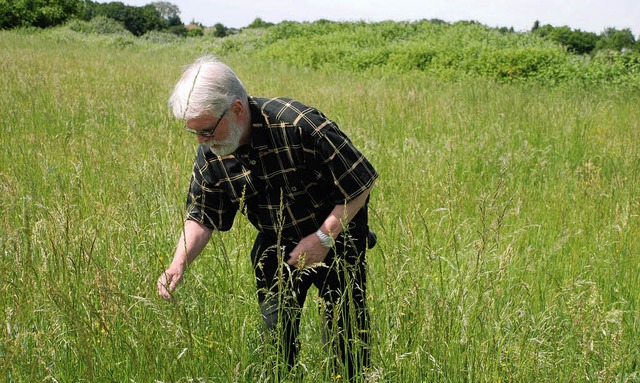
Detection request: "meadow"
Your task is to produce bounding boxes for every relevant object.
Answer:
[1,27,640,382]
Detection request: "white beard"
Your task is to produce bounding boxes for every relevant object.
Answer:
[202,119,243,156]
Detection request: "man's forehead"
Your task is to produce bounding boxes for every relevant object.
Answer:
[185,113,215,128]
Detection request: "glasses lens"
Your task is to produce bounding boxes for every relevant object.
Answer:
[184,127,213,137]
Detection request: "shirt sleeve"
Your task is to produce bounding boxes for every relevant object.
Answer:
[309,112,378,205]
[185,147,238,231]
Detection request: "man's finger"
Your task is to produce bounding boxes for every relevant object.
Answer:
[158,273,172,300]
[287,252,298,266]
[169,278,179,293]
[287,252,306,268]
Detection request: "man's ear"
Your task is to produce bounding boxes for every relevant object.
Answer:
[231,99,244,117]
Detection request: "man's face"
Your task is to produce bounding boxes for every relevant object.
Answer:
[186,111,243,156]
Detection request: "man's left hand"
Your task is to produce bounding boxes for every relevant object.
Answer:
[288,233,330,268]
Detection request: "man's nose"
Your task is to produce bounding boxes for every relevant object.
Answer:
[197,135,209,144]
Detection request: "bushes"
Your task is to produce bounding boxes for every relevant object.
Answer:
[0,0,85,29]
[67,15,130,35]
[583,51,640,85]
[253,20,580,83]
[65,16,185,46]
[141,30,183,44]
[249,20,640,86]
[44,18,640,86]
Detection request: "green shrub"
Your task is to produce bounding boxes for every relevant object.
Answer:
[187,26,204,38]
[141,30,183,44]
[251,20,640,86]
[66,15,130,35]
[583,50,640,85]
[32,18,640,86]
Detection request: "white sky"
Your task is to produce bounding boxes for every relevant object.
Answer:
[123,0,640,36]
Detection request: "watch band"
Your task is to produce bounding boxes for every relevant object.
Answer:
[315,229,334,248]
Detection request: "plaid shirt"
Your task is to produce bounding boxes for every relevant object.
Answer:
[185,96,378,241]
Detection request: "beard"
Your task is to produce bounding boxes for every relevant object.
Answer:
[202,118,243,156]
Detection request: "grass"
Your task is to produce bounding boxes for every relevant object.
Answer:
[1,30,640,382]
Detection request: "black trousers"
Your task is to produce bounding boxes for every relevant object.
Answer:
[250,228,370,380]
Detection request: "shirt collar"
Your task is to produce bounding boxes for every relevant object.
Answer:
[248,96,268,150]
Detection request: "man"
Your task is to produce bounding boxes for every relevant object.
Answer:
[157,55,378,380]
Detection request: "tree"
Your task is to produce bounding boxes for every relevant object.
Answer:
[547,26,598,55]
[532,24,599,55]
[150,1,178,20]
[566,29,598,55]
[596,27,636,52]
[531,20,540,32]
[531,23,555,39]
[0,0,85,29]
[212,22,227,37]
[246,17,273,29]
[85,1,164,36]
[167,24,186,36]
[150,1,181,26]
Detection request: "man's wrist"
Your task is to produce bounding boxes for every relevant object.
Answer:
[315,229,334,248]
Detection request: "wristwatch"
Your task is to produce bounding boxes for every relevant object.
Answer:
[315,229,334,248]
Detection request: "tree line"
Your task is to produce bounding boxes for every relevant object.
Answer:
[0,0,186,36]
[532,21,637,55]
[1,0,638,54]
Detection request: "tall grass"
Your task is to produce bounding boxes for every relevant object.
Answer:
[1,30,639,382]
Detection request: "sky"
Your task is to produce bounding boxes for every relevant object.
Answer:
[122,0,640,36]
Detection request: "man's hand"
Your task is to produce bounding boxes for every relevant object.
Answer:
[157,220,213,301]
[288,233,330,268]
[286,184,373,268]
[157,263,185,301]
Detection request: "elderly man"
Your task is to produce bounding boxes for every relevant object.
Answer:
[157,55,378,380]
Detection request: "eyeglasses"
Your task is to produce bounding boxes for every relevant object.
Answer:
[183,106,230,138]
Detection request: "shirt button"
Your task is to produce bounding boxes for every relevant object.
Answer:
[249,160,256,165]
[291,187,297,192]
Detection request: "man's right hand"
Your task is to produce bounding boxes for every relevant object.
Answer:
[157,264,185,301]
[156,220,213,301]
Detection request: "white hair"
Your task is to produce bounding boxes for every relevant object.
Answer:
[168,54,248,121]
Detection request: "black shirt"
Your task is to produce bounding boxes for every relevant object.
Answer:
[185,97,378,241]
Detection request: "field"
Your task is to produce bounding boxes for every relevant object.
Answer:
[1,28,640,382]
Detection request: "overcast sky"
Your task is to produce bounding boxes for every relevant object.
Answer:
[123,0,640,36]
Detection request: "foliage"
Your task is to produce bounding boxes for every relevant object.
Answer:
[166,23,186,36]
[596,27,636,52]
[42,17,640,87]
[545,25,598,55]
[150,0,181,26]
[66,14,130,35]
[83,1,166,36]
[211,22,228,38]
[226,19,636,86]
[533,22,637,55]
[141,29,182,44]
[187,24,204,37]
[0,0,85,29]
[246,17,274,29]
[81,0,185,36]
